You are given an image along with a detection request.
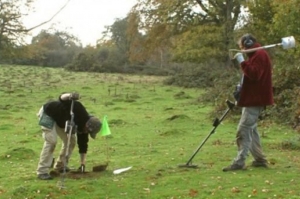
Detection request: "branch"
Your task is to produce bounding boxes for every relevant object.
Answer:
[25,0,72,32]
[195,0,210,14]
[195,0,220,23]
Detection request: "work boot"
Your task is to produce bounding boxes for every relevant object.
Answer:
[37,173,53,180]
[222,164,246,172]
[251,160,268,168]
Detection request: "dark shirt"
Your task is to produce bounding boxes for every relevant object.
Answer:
[43,97,90,153]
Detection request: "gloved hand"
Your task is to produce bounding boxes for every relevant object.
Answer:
[78,164,85,173]
[234,53,245,64]
[69,92,80,100]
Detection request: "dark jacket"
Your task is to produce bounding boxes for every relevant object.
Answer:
[43,97,90,153]
[238,43,274,107]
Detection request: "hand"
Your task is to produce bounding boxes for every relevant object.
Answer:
[61,92,80,101]
[78,164,85,173]
[69,92,80,100]
[234,53,245,64]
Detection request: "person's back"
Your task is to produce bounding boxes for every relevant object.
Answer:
[43,97,90,131]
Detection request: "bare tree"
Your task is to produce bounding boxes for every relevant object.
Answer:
[0,0,70,51]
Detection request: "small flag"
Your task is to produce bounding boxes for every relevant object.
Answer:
[100,115,111,136]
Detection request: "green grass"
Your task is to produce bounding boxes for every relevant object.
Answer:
[0,65,300,199]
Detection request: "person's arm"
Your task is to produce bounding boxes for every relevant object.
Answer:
[77,133,89,171]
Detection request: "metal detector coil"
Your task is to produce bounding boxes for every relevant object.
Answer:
[178,100,235,168]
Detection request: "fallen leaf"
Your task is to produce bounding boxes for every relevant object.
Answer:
[262,189,268,193]
[231,187,240,193]
[143,188,150,193]
[189,189,198,197]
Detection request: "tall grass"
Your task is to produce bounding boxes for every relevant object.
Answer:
[0,65,299,199]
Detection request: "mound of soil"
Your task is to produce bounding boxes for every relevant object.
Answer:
[67,171,96,179]
[93,164,108,172]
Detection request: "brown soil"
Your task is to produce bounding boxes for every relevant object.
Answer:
[67,171,99,179]
[49,164,108,179]
[92,164,108,172]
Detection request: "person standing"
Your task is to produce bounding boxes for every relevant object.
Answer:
[36,92,101,179]
[223,34,273,172]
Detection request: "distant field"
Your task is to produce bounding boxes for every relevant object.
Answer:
[0,65,299,199]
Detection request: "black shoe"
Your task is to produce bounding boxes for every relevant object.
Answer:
[37,173,53,180]
[222,164,246,172]
[251,160,268,168]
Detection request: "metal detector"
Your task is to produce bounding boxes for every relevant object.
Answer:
[178,100,235,168]
[58,99,76,189]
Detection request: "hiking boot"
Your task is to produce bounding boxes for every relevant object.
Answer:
[251,160,268,168]
[222,164,246,172]
[37,173,53,180]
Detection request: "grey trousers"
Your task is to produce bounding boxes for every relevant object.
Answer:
[233,106,267,166]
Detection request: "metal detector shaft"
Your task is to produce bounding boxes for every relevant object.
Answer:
[59,99,75,189]
[183,100,235,166]
[65,99,75,161]
[229,36,295,59]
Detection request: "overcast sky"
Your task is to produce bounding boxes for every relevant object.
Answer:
[23,0,138,46]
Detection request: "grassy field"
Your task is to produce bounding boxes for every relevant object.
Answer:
[0,65,300,199]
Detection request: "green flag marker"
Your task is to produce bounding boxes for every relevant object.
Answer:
[100,115,111,136]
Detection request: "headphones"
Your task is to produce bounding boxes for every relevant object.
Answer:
[242,34,255,48]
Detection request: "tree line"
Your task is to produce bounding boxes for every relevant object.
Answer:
[1,0,300,127]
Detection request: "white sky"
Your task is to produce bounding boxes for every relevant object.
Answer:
[23,0,138,46]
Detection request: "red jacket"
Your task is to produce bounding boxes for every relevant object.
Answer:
[238,43,274,107]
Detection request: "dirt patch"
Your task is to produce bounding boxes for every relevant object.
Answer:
[166,114,190,121]
[159,129,182,136]
[49,163,108,179]
[67,171,100,179]
[93,164,108,172]
[50,170,106,180]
